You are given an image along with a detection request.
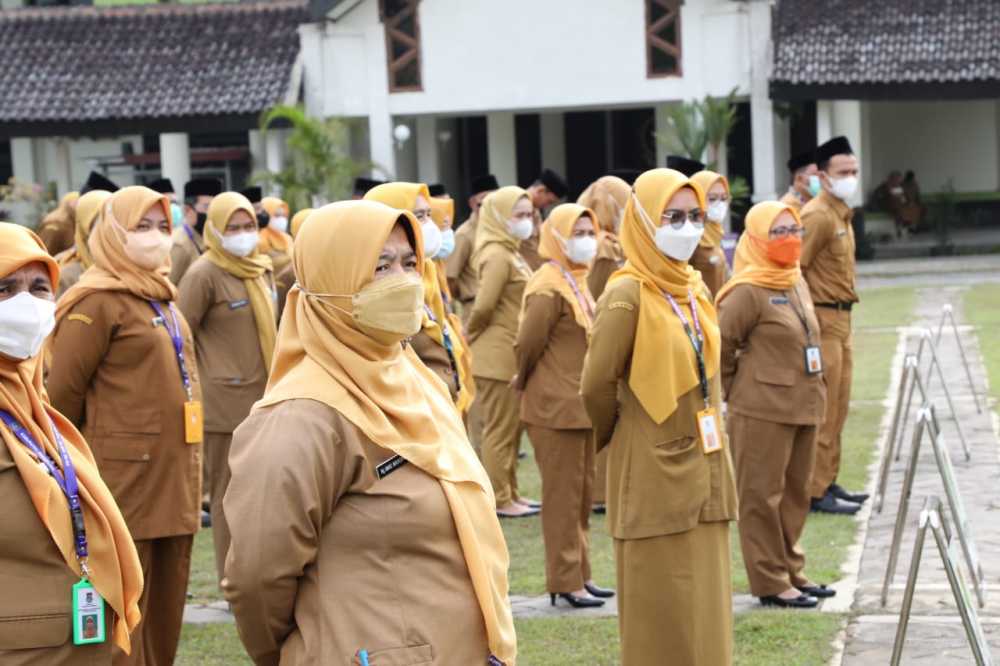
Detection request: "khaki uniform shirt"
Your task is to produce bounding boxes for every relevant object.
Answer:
[467,246,530,382]
[519,235,544,272]
[274,263,295,321]
[587,235,624,302]
[176,258,270,435]
[409,330,460,401]
[38,219,74,257]
[514,293,591,430]
[445,214,479,305]
[48,291,202,540]
[780,189,806,212]
[690,244,729,298]
[223,400,490,666]
[719,281,826,426]
[169,225,204,286]
[800,191,858,305]
[55,258,85,299]
[581,278,738,540]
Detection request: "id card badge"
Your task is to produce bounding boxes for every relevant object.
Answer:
[805,346,823,375]
[72,578,106,645]
[697,408,723,455]
[184,401,204,444]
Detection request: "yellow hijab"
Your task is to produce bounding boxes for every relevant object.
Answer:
[429,196,455,300]
[609,168,720,424]
[258,200,517,664]
[204,192,277,371]
[577,175,628,264]
[290,208,314,238]
[258,196,293,254]
[57,186,176,319]
[524,203,598,330]
[57,189,111,270]
[1,223,143,653]
[472,185,531,264]
[690,170,729,249]
[715,201,802,304]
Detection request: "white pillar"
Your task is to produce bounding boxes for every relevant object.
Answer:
[747,0,779,202]
[816,101,834,144]
[54,139,72,195]
[248,130,266,175]
[654,105,672,167]
[487,112,517,186]
[11,137,36,185]
[265,129,285,176]
[539,112,566,177]
[829,100,865,207]
[159,132,190,193]
[415,115,440,184]
[369,111,397,180]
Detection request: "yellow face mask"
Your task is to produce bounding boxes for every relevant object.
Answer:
[306,272,425,346]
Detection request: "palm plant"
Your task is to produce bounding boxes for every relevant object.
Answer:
[655,87,739,173]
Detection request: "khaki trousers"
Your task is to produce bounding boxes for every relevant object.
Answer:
[592,447,608,504]
[809,308,853,498]
[729,413,817,597]
[615,522,732,666]
[113,535,193,666]
[204,431,233,585]
[527,425,594,593]
[477,378,521,506]
[465,392,484,457]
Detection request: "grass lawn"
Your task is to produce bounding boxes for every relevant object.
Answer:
[963,284,1000,406]
[180,286,916,663]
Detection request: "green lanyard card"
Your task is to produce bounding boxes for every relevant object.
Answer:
[72,578,106,645]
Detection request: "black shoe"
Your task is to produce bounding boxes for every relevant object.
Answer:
[592,503,606,515]
[584,582,615,598]
[550,592,605,609]
[810,492,860,515]
[496,507,540,519]
[518,451,528,460]
[760,594,818,609]
[796,584,836,598]
[201,510,212,528]
[829,483,869,504]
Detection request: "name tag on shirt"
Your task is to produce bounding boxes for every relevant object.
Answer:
[375,454,408,479]
[708,255,720,265]
[836,230,848,237]
[805,346,823,375]
[769,296,789,305]
[228,299,250,310]
[72,579,106,645]
[697,408,723,455]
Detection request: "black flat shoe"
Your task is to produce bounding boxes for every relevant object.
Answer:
[592,503,606,515]
[829,483,869,504]
[796,584,836,599]
[584,582,615,598]
[550,592,605,609]
[759,594,818,609]
[810,492,860,515]
[201,510,212,528]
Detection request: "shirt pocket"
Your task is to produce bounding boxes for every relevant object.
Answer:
[0,612,70,651]
[830,231,849,256]
[104,404,162,437]
[622,431,710,533]
[350,644,433,665]
[753,366,797,387]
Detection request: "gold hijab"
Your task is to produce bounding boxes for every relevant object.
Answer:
[258,201,517,663]
[524,203,598,330]
[259,196,293,255]
[715,201,802,304]
[290,208,314,238]
[204,192,277,371]
[609,168,720,424]
[0,223,143,653]
[57,189,111,270]
[690,170,729,249]
[577,175,628,264]
[472,185,531,264]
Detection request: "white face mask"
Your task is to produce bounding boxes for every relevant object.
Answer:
[270,216,289,234]
[221,230,260,258]
[507,217,534,241]
[420,220,443,259]
[566,235,598,265]
[436,228,456,260]
[829,175,859,201]
[633,193,705,262]
[0,291,56,360]
[706,200,729,223]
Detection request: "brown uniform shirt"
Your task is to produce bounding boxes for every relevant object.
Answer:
[169,225,204,286]
[519,234,544,272]
[780,189,806,212]
[55,258,85,299]
[514,293,591,430]
[690,244,729,298]
[176,257,270,435]
[587,235,623,302]
[467,246,530,382]
[445,214,479,305]
[409,329,460,401]
[581,278,738,540]
[800,190,858,305]
[223,399,489,666]
[274,262,295,321]
[48,291,202,540]
[38,219,75,258]
[719,281,826,426]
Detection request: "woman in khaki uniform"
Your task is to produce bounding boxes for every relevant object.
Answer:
[54,189,113,297]
[176,192,276,586]
[716,201,831,608]
[37,191,80,257]
[468,186,538,518]
[581,168,738,666]
[689,170,732,298]
[515,203,614,608]
[222,200,517,666]
[0,223,142,665]
[48,186,203,666]
[258,197,293,275]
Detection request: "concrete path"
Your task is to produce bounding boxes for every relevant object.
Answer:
[857,254,1000,289]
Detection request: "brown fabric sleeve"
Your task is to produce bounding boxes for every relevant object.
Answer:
[513,292,560,391]
[465,250,510,342]
[581,279,639,451]
[47,293,115,427]
[445,229,471,283]
[587,257,618,302]
[169,241,192,287]
[175,263,213,335]
[799,208,832,270]
[223,401,362,666]
[718,285,759,400]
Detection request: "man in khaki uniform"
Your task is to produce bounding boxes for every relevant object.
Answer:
[781,150,820,212]
[522,169,569,271]
[446,173,499,322]
[169,178,222,285]
[800,136,869,514]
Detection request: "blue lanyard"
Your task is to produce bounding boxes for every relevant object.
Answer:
[148,301,194,401]
[423,304,462,394]
[183,224,203,254]
[661,289,710,408]
[547,261,593,323]
[0,410,90,573]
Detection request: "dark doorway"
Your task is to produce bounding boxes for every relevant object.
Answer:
[455,115,488,225]
[515,114,541,188]
[727,101,754,234]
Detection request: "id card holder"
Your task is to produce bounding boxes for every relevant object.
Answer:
[805,346,823,375]
[72,578,106,645]
[697,407,723,455]
[184,401,204,444]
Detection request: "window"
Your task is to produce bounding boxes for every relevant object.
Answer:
[380,0,423,92]
[645,0,682,78]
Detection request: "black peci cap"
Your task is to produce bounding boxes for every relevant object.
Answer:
[469,173,500,196]
[183,178,223,199]
[428,183,447,197]
[815,136,854,165]
[787,150,816,173]
[665,155,706,178]
[353,177,386,196]
[80,171,119,195]
[607,168,642,186]
[239,186,263,204]
[537,168,568,198]
[148,177,175,194]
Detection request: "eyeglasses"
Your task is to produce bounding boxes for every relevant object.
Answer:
[661,209,705,229]
[413,208,433,222]
[768,226,804,239]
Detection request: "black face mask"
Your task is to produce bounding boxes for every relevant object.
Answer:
[194,212,208,235]
[257,210,270,228]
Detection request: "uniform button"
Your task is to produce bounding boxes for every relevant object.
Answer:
[142,453,151,461]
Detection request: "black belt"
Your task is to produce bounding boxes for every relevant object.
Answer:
[814,302,854,312]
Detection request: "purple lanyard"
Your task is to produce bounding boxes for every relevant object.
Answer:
[0,410,90,572]
[661,289,711,407]
[183,224,204,254]
[149,301,194,401]
[548,261,594,322]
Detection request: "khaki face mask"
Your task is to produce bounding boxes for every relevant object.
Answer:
[306,272,425,346]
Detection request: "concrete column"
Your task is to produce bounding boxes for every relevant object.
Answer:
[487,112,517,186]
[369,111,397,180]
[436,117,461,197]
[816,101,834,144]
[11,137,36,185]
[159,132,191,193]
[747,0,780,202]
[539,112,566,177]
[53,139,72,195]
[829,100,865,206]
[248,130,266,175]
[265,130,286,176]
[415,115,440,185]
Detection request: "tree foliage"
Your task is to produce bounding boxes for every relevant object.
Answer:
[655,87,740,172]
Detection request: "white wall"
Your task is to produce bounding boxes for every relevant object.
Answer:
[866,100,1000,194]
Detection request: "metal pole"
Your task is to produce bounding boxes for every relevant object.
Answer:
[922,328,971,461]
[890,497,934,666]
[932,515,993,666]
[898,335,926,461]
[946,306,983,414]
[877,356,915,512]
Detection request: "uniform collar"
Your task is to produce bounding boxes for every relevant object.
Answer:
[818,189,852,220]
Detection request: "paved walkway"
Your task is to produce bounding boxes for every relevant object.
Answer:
[857,253,1000,289]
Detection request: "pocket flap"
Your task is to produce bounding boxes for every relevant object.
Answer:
[100,437,153,462]
[353,644,434,666]
[754,366,797,387]
[0,613,70,650]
